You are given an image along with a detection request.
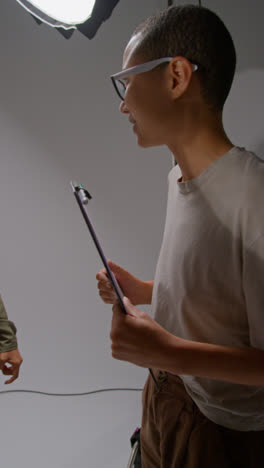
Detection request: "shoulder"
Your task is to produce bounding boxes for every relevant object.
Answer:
[222,147,264,198]
[237,148,264,199]
[225,146,264,177]
[234,148,264,245]
[236,147,264,174]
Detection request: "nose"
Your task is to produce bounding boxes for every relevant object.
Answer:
[119,100,129,114]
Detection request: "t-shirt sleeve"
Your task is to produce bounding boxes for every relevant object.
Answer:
[243,234,264,349]
[0,295,18,353]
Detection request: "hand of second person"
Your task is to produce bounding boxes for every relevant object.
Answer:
[110,297,175,369]
[0,349,23,384]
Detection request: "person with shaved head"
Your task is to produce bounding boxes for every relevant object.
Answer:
[97,5,264,467]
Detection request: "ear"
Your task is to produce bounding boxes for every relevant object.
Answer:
[168,57,194,99]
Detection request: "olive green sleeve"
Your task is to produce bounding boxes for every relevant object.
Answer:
[0,296,18,353]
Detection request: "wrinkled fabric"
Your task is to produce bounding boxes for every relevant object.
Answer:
[141,371,264,468]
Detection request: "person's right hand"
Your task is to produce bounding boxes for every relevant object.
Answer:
[96,260,153,306]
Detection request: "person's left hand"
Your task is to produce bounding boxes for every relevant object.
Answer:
[111,297,175,369]
[0,349,23,384]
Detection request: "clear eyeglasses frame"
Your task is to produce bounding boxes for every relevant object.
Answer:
[110,57,198,100]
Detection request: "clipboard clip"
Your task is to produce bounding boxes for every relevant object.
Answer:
[71,181,92,205]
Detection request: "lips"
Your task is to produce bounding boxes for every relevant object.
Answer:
[130,121,137,132]
[129,116,136,125]
[128,116,137,133]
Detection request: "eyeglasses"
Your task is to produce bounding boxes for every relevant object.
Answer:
[110,57,198,100]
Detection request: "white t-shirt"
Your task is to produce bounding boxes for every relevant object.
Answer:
[152,146,264,430]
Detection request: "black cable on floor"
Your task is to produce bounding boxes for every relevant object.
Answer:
[0,387,143,397]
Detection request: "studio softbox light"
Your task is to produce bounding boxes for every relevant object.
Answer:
[16,0,121,39]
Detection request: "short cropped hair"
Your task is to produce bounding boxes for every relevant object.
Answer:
[132,5,236,111]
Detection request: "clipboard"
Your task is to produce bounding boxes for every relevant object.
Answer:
[71,181,127,315]
[71,181,159,390]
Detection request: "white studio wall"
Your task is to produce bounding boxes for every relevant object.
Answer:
[0,1,170,467]
[0,1,263,467]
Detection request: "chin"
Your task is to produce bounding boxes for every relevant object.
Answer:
[135,127,164,148]
[137,136,163,148]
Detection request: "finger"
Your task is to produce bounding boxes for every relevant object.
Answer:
[97,279,113,291]
[4,366,19,384]
[96,269,108,281]
[5,374,17,384]
[99,291,116,304]
[97,276,112,289]
[112,300,123,314]
[2,364,14,375]
[99,290,116,299]
[107,260,123,273]
[123,297,138,316]
[104,298,116,304]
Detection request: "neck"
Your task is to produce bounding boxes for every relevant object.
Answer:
[167,112,234,182]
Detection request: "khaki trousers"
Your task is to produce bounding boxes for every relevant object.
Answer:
[141,370,264,468]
